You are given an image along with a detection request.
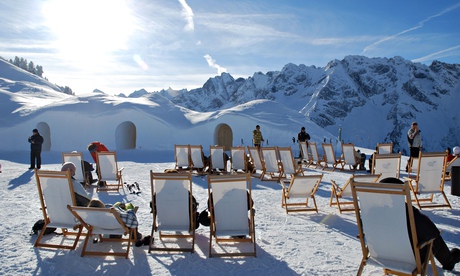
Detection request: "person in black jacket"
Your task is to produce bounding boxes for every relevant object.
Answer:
[297,127,310,158]
[380,177,460,271]
[28,129,44,170]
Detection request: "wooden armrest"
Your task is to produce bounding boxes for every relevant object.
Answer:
[417,237,436,250]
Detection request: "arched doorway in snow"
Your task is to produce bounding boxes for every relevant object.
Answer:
[115,121,136,150]
[36,122,51,151]
[213,123,233,151]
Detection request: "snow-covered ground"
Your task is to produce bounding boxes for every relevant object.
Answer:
[1,148,459,275]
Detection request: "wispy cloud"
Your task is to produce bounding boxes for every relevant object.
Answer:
[178,0,194,31]
[412,45,460,63]
[362,3,460,54]
[203,54,227,75]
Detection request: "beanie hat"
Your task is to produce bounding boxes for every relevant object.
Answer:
[61,162,76,176]
[454,146,460,156]
[33,129,38,133]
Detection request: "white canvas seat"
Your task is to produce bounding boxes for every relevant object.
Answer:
[376,142,393,154]
[149,172,195,253]
[278,146,303,179]
[247,146,264,178]
[408,157,420,178]
[322,143,342,171]
[189,145,207,174]
[260,147,283,182]
[329,174,380,213]
[371,152,401,181]
[340,143,359,171]
[230,147,247,173]
[209,145,227,173]
[299,141,309,164]
[351,180,437,276]
[67,205,134,258]
[174,144,191,172]
[96,151,124,192]
[34,170,83,250]
[281,174,323,213]
[307,142,322,169]
[207,174,256,258]
[62,151,89,188]
[406,152,451,209]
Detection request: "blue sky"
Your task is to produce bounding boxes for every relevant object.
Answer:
[1,0,459,95]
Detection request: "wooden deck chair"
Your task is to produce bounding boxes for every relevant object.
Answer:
[281,174,323,213]
[351,180,437,276]
[308,142,323,169]
[174,144,191,172]
[377,142,393,154]
[230,147,247,173]
[96,151,124,192]
[444,156,460,182]
[247,146,265,178]
[260,147,283,182]
[67,205,134,258]
[207,174,256,258]
[371,152,402,181]
[149,172,195,253]
[209,145,228,173]
[340,143,359,171]
[329,174,381,213]
[278,146,303,179]
[322,143,342,171]
[34,170,83,250]
[189,145,207,175]
[62,151,89,188]
[406,152,451,209]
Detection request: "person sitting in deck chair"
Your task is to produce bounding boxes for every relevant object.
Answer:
[380,177,460,271]
[61,162,91,207]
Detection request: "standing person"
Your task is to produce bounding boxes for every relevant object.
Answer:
[28,129,44,170]
[406,122,422,172]
[252,125,264,149]
[297,127,310,158]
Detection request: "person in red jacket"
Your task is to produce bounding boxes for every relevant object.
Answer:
[87,141,109,186]
[87,141,109,163]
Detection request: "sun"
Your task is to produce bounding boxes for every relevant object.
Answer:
[42,0,136,64]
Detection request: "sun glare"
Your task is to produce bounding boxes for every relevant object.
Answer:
[43,0,136,64]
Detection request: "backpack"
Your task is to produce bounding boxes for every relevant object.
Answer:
[31,219,56,236]
[306,133,311,140]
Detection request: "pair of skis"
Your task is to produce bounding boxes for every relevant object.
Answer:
[124,182,141,194]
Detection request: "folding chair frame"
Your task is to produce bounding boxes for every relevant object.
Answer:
[149,172,195,253]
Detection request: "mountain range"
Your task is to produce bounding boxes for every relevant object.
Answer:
[1,55,459,154]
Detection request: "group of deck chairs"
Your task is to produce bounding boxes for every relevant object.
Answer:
[33,143,457,273]
[328,142,457,275]
[174,144,306,182]
[34,150,257,258]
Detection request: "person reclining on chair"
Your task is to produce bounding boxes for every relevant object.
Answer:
[61,162,91,207]
[380,177,460,271]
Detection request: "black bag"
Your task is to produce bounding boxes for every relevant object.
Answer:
[31,219,56,235]
[198,210,211,227]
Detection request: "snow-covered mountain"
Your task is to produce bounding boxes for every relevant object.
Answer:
[153,56,460,154]
[1,55,459,154]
